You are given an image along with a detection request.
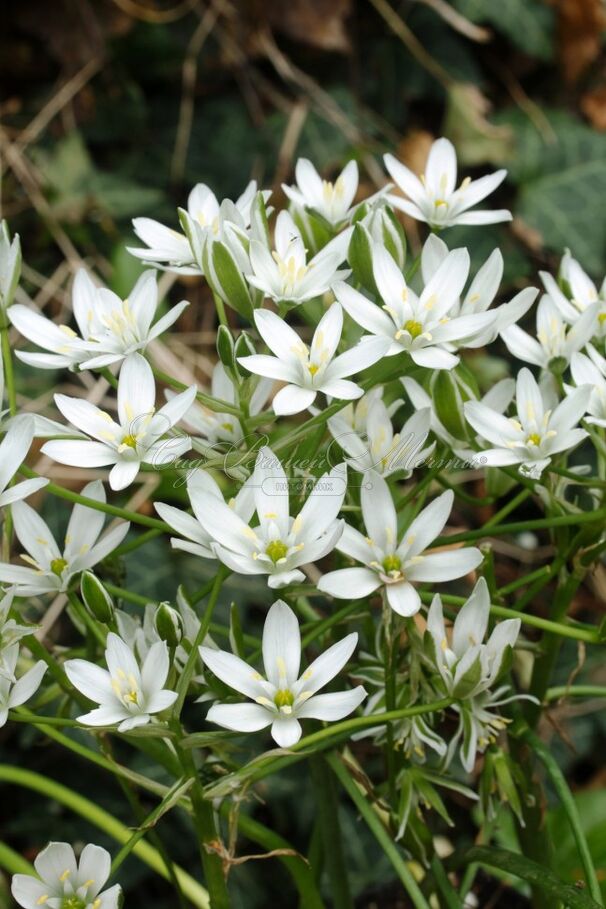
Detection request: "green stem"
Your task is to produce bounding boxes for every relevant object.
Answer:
[483,488,531,529]
[19,466,171,532]
[521,728,603,905]
[525,569,584,727]
[174,567,227,718]
[432,507,606,546]
[327,753,431,909]
[309,755,353,909]
[193,700,454,794]
[151,366,241,416]
[0,764,210,908]
[546,684,606,700]
[1,319,17,415]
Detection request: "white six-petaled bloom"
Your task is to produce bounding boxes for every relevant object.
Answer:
[463,367,591,479]
[569,346,606,427]
[282,159,359,227]
[501,294,598,369]
[238,303,389,415]
[11,841,121,909]
[0,480,129,596]
[327,392,433,477]
[541,249,606,340]
[10,269,189,371]
[318,472,483,616]
[335,242,494,370]
[41,352,196,490]
[0,645,46,727]
[425,578,533,772]
[65,632,177,731]
[191,446,346,588]
[201,599,366,747]
[384,137,511,229]
[425,578,521,700]
[246,211,351,305]
[0,418,48,510]
[420,234,537,348]
[128,180,264,274]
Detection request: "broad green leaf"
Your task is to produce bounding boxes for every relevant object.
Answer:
[466,846,602,908]
[517,159,606,275]
[450,0,555,61]
[550,790,606,899]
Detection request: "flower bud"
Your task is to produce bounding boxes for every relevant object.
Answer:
[154,602,184,648]
[0,220,22,310]
[234,331,256,362]
[216,324,236,372]
[80,571,115,624]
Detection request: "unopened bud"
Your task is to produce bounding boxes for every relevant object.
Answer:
[154,602,184,648]
[80,571,114,624]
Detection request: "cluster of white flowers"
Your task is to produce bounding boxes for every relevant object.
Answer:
[0,138,602,892]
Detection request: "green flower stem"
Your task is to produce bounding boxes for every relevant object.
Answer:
[0,840,34,875]
[418,591,600,643]
[525,568,585,727]
[0,764,210,909]
[110,777,193,876]
[383,600,397,808]
[309,755,353,909]
[67,590,107,647]
[104,582,150,607]
[213,292,229,329]
[230,808,326,909]
[546,684,606,700]
[432,506,606,546]
[483,488,531,529]
[496,564,553,597]
[9,711,81,727]
[175,742,230,909]
[174,566,228,718]
[17,713,173,798]
[1,317,17,415]
[18,466,171,531]
[113,526,165,557]
[151,366,241,416]
[326,752,431,909]
[520,727,603,906]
